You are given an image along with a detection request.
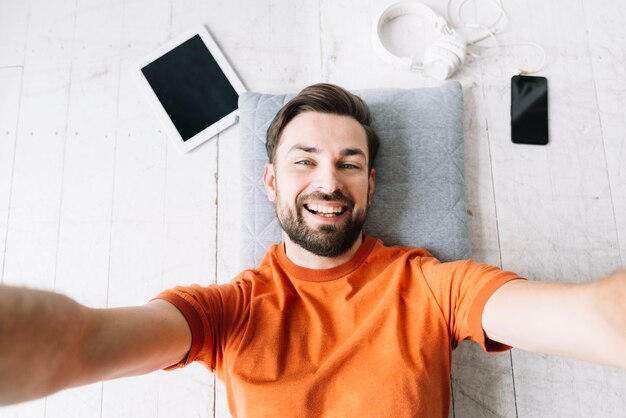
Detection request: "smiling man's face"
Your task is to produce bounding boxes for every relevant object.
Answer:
[263,111,376,258]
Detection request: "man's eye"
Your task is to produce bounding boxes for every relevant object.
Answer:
[340,163,359,169]
[296,160,313,166]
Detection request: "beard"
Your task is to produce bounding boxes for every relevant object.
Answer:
[275,189,368,258]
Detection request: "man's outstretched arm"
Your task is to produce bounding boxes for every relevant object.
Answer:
[0,285,191,405]
[482,270,626,369]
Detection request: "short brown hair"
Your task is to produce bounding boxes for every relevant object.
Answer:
[265,83,380,170]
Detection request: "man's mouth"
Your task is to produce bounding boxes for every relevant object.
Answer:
[303,203,348,218]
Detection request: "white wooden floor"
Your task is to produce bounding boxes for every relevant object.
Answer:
[1,0,625,417]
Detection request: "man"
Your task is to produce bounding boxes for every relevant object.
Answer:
[0,84,625,416]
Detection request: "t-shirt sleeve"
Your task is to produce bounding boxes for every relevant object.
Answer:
[153,279,250,372]
[418,257,523,352]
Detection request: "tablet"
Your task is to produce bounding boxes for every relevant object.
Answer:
[134,25,246,153]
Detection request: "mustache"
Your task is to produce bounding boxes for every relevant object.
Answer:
[297,191,354,208]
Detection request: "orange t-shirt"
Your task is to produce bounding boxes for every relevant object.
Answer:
[156,236,520,417]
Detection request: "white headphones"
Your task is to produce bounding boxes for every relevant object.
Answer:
[372,1,468,80]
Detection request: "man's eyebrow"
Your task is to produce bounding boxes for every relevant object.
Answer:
[286,145,366,160]
[288,145,319,154]
[340,148,366,159]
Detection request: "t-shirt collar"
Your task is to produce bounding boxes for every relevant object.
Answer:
[275,234,378,282]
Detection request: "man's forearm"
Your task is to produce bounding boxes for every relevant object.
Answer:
[592,270,626,369]
[0,285,92,405]
[483,269,626,371]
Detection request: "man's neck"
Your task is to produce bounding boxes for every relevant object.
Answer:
[283,234,364,270]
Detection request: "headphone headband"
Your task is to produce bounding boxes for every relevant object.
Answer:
[372,1,467,79]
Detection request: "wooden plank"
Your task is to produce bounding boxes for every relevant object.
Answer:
[477,0,626,415]
[451,346,517,418]
[42,0,123,416]
[205,0,322,93]
[0,0,77,415]
[448,0,519,411]
[450,59,517,418]
[99,0,173,416]
[0,67,22,284]
[584,0,626,267]
[153,129,217,418]
[0,0,29,67]
[1,0,76,288]
[151,4,220,416]
[99,0,218,416]
[0,0,28,283]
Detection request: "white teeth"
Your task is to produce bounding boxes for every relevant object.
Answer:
[306,204,344,214]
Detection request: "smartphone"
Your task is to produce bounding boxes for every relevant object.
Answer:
[511,75,549,145]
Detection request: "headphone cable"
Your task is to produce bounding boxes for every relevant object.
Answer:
[445,0,546,74]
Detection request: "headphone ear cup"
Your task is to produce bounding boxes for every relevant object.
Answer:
[423,36,467,80]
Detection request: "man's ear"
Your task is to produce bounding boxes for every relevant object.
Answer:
[263,163,277,203]
[368,168,376,206]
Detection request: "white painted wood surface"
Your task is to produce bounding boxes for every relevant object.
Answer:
[1,0,625,416]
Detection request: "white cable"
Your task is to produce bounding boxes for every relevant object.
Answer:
[445,0,546,74]
[458,0,508,37]
[501,42,547,74]
[462,23,499,58]
[445,0,507,44]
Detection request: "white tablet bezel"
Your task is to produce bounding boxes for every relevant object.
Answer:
[133,25,246,153]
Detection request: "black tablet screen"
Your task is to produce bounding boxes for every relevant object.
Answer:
[141,35,239,141]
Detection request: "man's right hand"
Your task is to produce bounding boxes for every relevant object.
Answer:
[0,285,191,406]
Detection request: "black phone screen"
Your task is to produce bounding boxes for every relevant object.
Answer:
[511,75,549,145]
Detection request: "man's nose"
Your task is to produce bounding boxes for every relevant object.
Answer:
[313,165,343,193]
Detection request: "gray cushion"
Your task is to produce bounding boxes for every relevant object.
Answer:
[237,81,469,268]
